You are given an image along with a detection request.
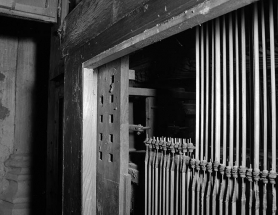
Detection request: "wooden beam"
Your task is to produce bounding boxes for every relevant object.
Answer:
[62,0,205,54]
[80,0,258,69]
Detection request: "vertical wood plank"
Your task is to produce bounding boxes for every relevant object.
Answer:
[82,68,98,215]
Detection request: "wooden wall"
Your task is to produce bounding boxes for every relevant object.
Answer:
[0,16,50,214]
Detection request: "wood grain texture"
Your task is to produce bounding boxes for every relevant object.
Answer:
[82,68,97,215]
[63,56,82,215]
[62,0,147,53]
[96,56,129,215]
[81,0,257,69]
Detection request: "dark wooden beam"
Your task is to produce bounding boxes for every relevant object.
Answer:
[62,0,257,63]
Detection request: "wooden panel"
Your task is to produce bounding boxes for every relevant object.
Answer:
[82,0,257,69]
[0,0,57,22]
[96,56,129,215]
[82,68,97,215]
[0,35,18,189]
[63,57,82,215]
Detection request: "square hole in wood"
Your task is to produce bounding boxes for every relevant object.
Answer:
[110,95,114,103]
[111,75,114,84]
[109,134,113,143]
[100,115,103,123]
[109,114,114,123]
[99,151,103,160]
[108,153,113,162]
[99,133,103,141]
[100,95,104,105]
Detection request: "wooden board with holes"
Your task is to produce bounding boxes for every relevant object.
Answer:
[96,56,129,215]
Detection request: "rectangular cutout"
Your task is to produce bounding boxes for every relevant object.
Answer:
[100,95,104,105]
[110,95,114,103]
[99,151,103,160]
[109,114,114,123]
[109,134,113,143]
[99,133,103,141]
[100,115,103,123]
[108,153,113,162]
[111,75,115,84]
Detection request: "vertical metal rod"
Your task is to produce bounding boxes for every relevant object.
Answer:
[261,0,267,171]
[241,6,247,168]
[165,152,170,215]
[191,159,197,215]
[159,147,163,215]
[162,142,167,215]
[175,153,180,215]
[229,13,234,166]
[155,149,159,215]
[235,11,240,166]
[222,15,227,166]
[196,26,200,160]
[186,156,191,215]
[269,1,277,214]
[253,1,260,172]
[269,0,276,173]
[181,155,186,215]
[205,23,209,160]
[215,17,221,162]
[152,140,156,215]
[200,25,205,161]
[145,139,149,215]
[211,22,215,161]
[148,143,153,215]
[261,3,268,214]
[206,162,212,215]
[170,144,175,215]
[196,162,201,215]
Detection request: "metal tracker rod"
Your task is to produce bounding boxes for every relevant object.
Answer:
[196,161,201,215]
[166,147,170,215]
[196,26,200,161]
[205,23,209,160]
[211,21,215,161]
[191,159,197,215]
[200,25,205,161]
[240,8,247,215]
[269,0,277,213]
[206,162,212,215]
[145,138,150,215]
[152,139,156,215]
[148,141,154,215]
[154,139,159,215]
[162,140,167,215]
[219,164,226,215]
[253,3,261,214]
[222,15,227,166]
[159,139,163,215]
[175,144,180,215]
[170,141,175,215]
[181,154,186,215]
[200,160,207,215]
[260,3,268,213]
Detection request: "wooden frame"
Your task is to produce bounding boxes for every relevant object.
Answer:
[82,67,97,215]
[60,0,259,213]
[0,0,57,22]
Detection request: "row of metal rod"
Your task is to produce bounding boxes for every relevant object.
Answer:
[196,0,277,214]
[143,1,277,214]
